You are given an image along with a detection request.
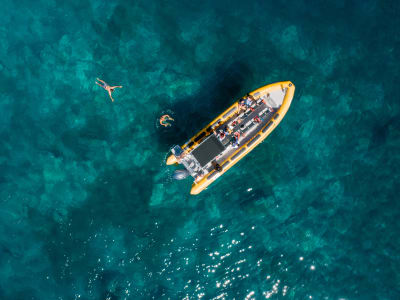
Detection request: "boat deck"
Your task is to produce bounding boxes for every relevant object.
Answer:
[204,99,278,174]
[172,84,289,181]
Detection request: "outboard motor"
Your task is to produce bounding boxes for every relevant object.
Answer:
[173,169,190,180]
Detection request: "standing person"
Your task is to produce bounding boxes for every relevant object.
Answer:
[95,78,123,102]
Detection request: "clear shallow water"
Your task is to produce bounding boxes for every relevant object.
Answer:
[1,0,400,299]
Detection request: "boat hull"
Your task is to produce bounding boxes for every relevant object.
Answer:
[167,81,295,195]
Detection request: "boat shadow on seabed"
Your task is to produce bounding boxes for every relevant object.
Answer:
[155,61,253,151]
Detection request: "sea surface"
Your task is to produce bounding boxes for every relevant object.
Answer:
[1,0,400,299]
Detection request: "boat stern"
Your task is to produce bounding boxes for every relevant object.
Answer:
[166,155,177,165]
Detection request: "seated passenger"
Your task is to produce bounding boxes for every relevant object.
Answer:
[240,97,253,108]
[232,132,241,148]
[248,93,256,100]
[245,97,252,107]
[230,135,239,148]
[253,116,262,123]
[218,130,225,140]
[212,161,223,172]
[231,118,242,127]
[223,125,230,135]
[239,99,247,110]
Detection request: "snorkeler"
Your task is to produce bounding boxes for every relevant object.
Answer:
[160,114,174,127]
[95,78,123,102]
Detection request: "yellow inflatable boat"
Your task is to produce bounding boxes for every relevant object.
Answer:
[167,81,295,195]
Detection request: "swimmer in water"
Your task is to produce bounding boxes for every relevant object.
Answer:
[95,78,123,102]
[160,114,174,127]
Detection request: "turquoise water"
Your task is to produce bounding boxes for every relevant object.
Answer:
[1,0,400,299]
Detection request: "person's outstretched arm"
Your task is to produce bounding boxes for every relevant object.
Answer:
[110,85,123,89]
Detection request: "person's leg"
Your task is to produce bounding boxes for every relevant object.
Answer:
[160,117,165,126]
[108,90,114,102]
[97,78,105,84]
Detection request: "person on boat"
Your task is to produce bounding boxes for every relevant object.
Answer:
[245,96,253,106]
[95,78,123,102]
[218,130,225,141]
[239,96,255,111]
[231,138,239,148]
[223,125,230,135]
[160,114,174,127]
[247,96,257,111]
[212,161,222,172]
[231,132,240,148]
[248,93,256,100]
[239,99,247,111]
[253,116,262,123]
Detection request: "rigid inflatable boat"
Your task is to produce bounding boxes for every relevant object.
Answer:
[166,81,295,195]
